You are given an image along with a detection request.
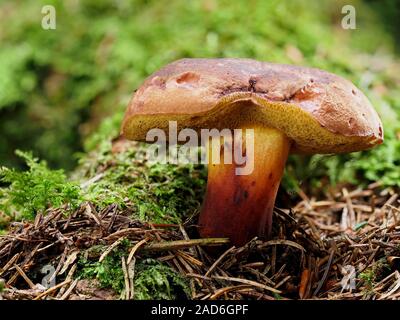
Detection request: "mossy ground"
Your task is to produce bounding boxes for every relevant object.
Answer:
[0,143,206,299]
[1,0,400,300]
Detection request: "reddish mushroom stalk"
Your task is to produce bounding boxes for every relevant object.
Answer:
[199,126,290,246]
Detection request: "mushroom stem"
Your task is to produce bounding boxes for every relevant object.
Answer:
[199,126,290,246]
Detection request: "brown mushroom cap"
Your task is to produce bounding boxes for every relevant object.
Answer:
[121,58,383,154]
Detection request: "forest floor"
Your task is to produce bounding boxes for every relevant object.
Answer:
[1,0,400,302]
[1,181,399,300]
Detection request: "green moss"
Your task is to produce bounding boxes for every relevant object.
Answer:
[77,239,131,294]
[78,245,190,300]
[358,258,391,291]
[0,279,5,293]
[78,252,126,294]
[134,258,190,300]
[0,150,82,220]
[76,141,206,224]
[359,269,375,291]
[0,140,205,226]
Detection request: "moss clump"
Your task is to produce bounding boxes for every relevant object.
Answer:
[359,258,391,291]
[78,243,190,300]
[78,247,127,294]
[0,141,206,227]
[76,141,207,224]
[0,150,82,220]
[134,258,190,300]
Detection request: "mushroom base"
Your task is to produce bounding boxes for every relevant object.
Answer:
[198,126,290,246]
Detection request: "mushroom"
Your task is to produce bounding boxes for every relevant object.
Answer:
[121,58,383,246]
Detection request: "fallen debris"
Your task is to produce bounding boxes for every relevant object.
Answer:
[0,183,399,300]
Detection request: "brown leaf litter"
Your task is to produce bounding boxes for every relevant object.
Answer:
[0,183,399,300]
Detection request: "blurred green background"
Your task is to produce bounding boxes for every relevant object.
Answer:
[0,0,399,186]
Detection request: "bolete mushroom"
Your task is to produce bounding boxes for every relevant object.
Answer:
[121,58,383,246]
